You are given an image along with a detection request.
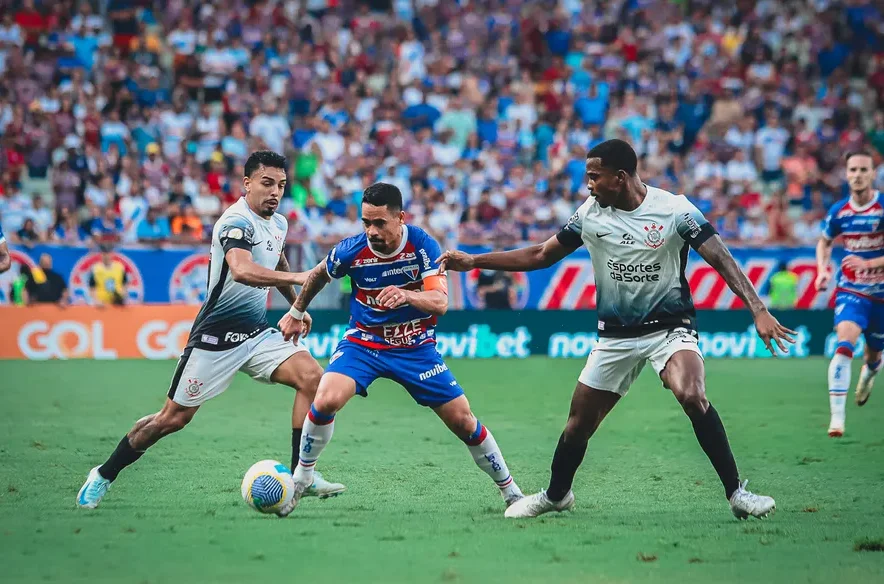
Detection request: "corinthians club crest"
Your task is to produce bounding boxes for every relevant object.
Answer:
[185,378,204,398]
[643,223,665,249]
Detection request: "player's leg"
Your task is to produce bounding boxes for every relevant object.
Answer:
[77,346,237,508]
[855,309,884,407]
[657,348,774,519]
[828,292,867,436]
[432,394,524,506]
[506,337,639,518]
[282,340,381,515]
[266,351,346,498]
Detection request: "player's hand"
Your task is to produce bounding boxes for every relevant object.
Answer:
[377,285,410,309]
[278,313,305,344]
[754,309,797,355]
[841,255,869,273]
[301,311,313,337]
[814,266,832,291]
[437,250,474,273]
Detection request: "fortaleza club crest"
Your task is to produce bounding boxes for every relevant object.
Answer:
[643,223,665,249]
[185,378,203,398]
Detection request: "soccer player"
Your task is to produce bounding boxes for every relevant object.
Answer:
[816,150,884,437]
[439,139,794,520]
[275,182,523,516]
[0,224,10,273]
[76,151,344,510]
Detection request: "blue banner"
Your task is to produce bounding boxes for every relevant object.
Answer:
[3,244,209,305]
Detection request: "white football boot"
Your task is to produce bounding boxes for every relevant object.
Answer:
[303,471,346,499]
[729,480,775,519]
[276,481,308,517]
[76,466,111,509]
[855,364,876,407]
[504,490,575,518]
[502,483,525,508]
[828,415,845,438]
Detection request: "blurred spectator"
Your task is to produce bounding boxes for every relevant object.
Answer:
[137,206,171,244]
[25,253,67,305]
[14,217,42,245]
[768,262,799,310]
[0,0,880,255]
[89,247,129,306]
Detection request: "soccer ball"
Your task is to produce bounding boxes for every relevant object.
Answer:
[241,460,295,515]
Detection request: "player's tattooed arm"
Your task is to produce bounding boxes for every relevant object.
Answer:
[275,246,308,305]
[292,260,331,313]
[697,235,796,353]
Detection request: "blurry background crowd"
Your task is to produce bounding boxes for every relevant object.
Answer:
[1,0,883,257]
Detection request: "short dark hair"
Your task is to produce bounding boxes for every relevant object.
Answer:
[244,150,287,178]
[587,139,638,176]
[844,149,874,164]
[362,182,403,212]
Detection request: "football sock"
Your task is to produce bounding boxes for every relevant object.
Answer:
[292,405,335,487]
[98,436,145,482]
[828,341,853,425]
[463,420,520,498]
[546,432,588,502]
[291,427,302,474]
[688,404,740,499]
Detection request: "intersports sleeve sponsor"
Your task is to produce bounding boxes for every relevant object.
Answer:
[673,197,717,250]
[326,235,363,279]
[218,216,256,253]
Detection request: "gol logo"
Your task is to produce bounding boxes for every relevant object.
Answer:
[0,250,37,304]
[135,320,193,359]
[17,320,118,360]
[68,251,144,305]
[169,253,210,305]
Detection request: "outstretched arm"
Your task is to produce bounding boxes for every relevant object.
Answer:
[696,234,796,353]
[0,240,9,274]
[815,236,834,290]
[226,248,304,288]
[438,234,578,273]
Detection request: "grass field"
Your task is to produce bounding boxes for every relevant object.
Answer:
[1,357,884,584]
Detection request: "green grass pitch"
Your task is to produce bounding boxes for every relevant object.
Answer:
[1,358,884,583]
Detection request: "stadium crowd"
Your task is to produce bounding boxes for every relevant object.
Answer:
[0,0,883,253]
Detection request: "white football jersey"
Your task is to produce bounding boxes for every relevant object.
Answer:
[188,197,288,351]
[558,185,716,337]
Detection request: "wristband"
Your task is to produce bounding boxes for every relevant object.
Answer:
[288,306,305,320]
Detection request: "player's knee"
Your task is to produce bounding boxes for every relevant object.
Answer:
[563,414,594,442]
[453,411,479,441]
[676,380,708,418]
[312,383,347,415]
[297,366,323,401]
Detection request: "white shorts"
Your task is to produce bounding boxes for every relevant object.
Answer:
[167,329,307,407]
[578,328,704,396]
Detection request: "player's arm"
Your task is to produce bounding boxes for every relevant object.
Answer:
[439,205,584,272]
[438,235,578,273]
[696,235,796,353]
[278,260,331,343]
[815,236,834,289]
[378,274,449,316]
[226,248,304,288]
[219,221,302,288]
[274,245,309,305]
[0,239,10,274]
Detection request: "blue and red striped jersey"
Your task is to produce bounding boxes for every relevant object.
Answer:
[822,192,884,300]
[325,225,443,349]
